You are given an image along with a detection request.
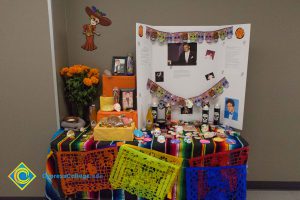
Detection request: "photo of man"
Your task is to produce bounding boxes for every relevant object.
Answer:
[114,59,126,74]
[168,43,197,66]
[122,91,133,109]
[224,98,239,121]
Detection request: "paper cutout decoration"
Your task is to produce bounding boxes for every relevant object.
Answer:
[146,26,233,44]
[56,147,118,195]
[147,77,229,107]
[109,144,182,200]
[82,6,112,51]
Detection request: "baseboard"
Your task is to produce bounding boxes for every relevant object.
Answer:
[247,181,300,190]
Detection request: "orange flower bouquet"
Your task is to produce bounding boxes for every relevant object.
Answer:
[60,65,99,117]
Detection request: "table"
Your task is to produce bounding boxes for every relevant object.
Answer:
[45,129,248,200]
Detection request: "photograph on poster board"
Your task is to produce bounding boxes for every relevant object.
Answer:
[205,50,215,60]
[112,56,127,75]
[205,72,215,81]
[155,71,164,82]
[181,106,193,114]
[224,97,239,121]
[168,43,197,66]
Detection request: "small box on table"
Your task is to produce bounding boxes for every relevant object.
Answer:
[93,123,135,141]
[102,75,136,97]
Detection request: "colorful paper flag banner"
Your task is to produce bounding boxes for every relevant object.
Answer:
[147,77,229,107]
[146,26,233,44]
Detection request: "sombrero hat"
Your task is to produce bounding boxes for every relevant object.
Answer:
[85,6,112,26]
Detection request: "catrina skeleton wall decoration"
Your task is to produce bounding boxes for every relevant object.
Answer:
[81,6,111,51]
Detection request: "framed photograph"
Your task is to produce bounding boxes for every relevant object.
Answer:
[155,71,164,82]
[112,56,127,75]
[168,42,197,66]
[119,88,136,111]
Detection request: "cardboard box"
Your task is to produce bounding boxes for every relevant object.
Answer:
[102,75,136,97]
[97,110,138,128]
[93,123,135,141]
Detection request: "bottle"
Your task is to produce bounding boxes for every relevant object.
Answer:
[213,104,221,125]
[202,105,209,124]
[146,107,154,130]
[89,104,97,129]
[126,53,134,76]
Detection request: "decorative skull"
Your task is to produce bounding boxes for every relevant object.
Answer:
[189,32,197,42]
[180,32,188,41]
[201,124,209,133]
[227,27,233,39]
[205,32,213,44]
[170,95,178,106]
[158,32,166,43]
[216,83,224,94]
[163,93,171,103]
[222,79,229,88]
[150,31,158,41]
[156,87,165,98]
[178,98,186,108]
[208,88,216,98]
[152,110,157,119]
[184,136,192,144]
[146,27,152,38]
[213,31,219,43]
[150,83,158,94]
[202,114,209,123]
[166,33,173,43]
[173,32,181,43]
[194,97,202,107]
[185,99,194,108]
[214,112,220,121]
[219,29,226,40]
[197,32,204,43]
[158,100,165,109]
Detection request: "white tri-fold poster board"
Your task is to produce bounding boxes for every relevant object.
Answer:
[136,23,251,130]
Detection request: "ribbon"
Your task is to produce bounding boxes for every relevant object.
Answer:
[147,77,229,107]
[146,26,233,44]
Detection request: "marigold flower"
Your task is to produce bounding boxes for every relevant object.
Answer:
[66,72,73,77]
[83,78,92,86]
[60,67,69,75]
[91,76,99,84]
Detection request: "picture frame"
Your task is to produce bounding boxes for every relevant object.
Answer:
[119,88,136,111]
[112,56,127,75]
[181,106,193,114]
